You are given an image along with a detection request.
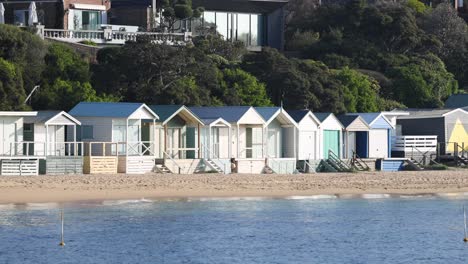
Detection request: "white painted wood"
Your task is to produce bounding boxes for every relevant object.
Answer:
[238,108,265,125]
[346,131,356,159]
[369,129,388,158]
[298,131,317,160]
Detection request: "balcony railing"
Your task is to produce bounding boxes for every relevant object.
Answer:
[41,27,192,45]
[391,136,438,151]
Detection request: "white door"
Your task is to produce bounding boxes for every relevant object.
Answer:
[218,127,229,158]
[346,132,356,159]
[299,131,316,160]
[252,127,263,158]
[368,129,388,158]
[267,130,278,158]
[167,128,180,158]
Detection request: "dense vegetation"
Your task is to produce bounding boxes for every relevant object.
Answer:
[0,0,466,112]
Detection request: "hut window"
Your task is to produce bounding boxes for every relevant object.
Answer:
[82,126,94,139]
[24,124,33,132]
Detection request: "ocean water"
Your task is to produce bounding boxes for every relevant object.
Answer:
[0,195,468,263]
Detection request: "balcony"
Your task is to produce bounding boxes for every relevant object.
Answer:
[36,26,192,46]
[391,136,438,152]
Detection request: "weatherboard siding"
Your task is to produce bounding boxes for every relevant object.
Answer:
[397,117,445,144]
[369,116,392,129]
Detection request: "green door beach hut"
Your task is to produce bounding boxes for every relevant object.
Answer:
[147,105,205,174]
[255,107,298,174]
[314,113,344,159]
[69,102,159,174]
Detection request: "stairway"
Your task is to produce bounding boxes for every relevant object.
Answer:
[155,164,172,174]
[316,160,338,172]
[205,159,224,173]
[458,155,468,166]
[406,158,424,171]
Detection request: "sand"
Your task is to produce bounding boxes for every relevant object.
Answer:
[1,170,468,203]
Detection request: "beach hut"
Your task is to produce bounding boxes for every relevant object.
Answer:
[337,115,370,159]
[198,117,232,174]
[0,111,41,175]
[396,108,468,160]
[23,111,82,174]
[255,107,298,174]
[190,106,267,174]
[314,113,344,159]
[69,102,159,174]
[147,105,205,174]
[346,113,394,159]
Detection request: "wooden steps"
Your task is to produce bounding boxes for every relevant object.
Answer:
[155,164,172,174]
[204,159,224,173]
[406,158,424,171]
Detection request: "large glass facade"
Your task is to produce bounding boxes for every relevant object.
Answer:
[195,11,264,47]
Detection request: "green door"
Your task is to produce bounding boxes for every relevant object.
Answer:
[186,127,196,159]
[323,130,340,159]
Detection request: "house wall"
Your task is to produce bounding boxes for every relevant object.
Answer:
[63,0,111,30]
[109,7,150,30]
[319,116,343,159]
[74,116,113,156]
[445,110,468,152]
[266,119,282,158]
[397,117,445,144]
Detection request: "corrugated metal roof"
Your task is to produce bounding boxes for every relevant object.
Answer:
[24,111,62,124]
[149,105,184,123]
[189,106,252,122]
[445,94,468,108]
[287,110,309,123]
[69,102,147,118]
[254,107,280,121]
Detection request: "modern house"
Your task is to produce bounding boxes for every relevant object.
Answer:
[109,0,289,50]
[346,113,394,159]
[1,0,111,30]
[314,113,344,159]
[69,102,159,174]
[255,107,298,174]
[147,105,205,174]
[190,106,267,173]
[396,108,468,157]
[337,115,370,159]
[0,111,41,175]
[23,111,82,174]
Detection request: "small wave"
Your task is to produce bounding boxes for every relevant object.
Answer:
[286,195,337,200]
[193,197,269,202]
[102,198,153,206]
[361,194,391,199]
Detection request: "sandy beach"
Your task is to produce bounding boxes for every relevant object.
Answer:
[0,170,468,203]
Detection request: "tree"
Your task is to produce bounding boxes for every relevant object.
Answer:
[334,67,380,112]
[220,68,272,106]
[0,58,28,110]
[33,43,117,110]
[387,54,458,108]
[155,0,204,32]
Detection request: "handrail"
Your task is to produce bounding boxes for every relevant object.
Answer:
[0,141,46,157]
[392,135,438,150]
[46,142,83,157]
[351,151,370,171]
[163,150,183,174]
[303,159,316,173]
[117,141,156,156]
[328,149,352,171]
[200,144,226,173]
[84,142,119,157]
[266,156,279,173]
[411,146,440,166]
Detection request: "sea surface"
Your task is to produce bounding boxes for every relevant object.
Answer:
[1,195,468,263]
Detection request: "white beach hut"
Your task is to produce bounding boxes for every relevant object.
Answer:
[69,102,159,174]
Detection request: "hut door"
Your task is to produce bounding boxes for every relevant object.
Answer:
[368,129,388,158]
[299,131,315,160]
[323,130,340,159]
[267,130,278,158]
[0,120,16,155]
[212,127,220,158]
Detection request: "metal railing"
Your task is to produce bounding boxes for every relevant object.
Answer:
[392,136,438,151]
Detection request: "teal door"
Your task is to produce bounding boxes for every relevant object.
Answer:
[323,130,340,158]
[186,127,196,159]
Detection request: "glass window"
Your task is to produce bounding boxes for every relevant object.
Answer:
[215,12,228,39]
[203,11,216,32]
[24,124,33,132]
[73,10,101,30]
[14,10,29,26]
[237,14,250,46]
[250,14,263,46]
